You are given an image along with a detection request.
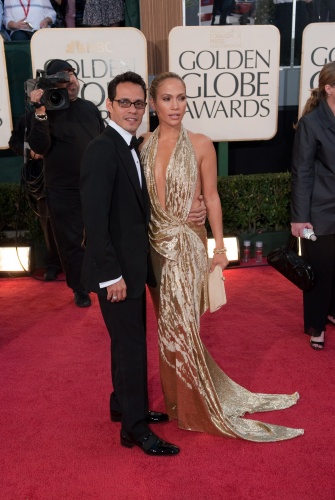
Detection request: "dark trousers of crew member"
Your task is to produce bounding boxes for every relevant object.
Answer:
[46,187,86,292]
[36,196,62,272]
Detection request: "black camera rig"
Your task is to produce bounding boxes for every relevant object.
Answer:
[24,70,70,111]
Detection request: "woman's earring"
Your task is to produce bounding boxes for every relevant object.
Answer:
[152,111,156,116]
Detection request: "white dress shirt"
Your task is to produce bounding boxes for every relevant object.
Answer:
[4,0,56,32]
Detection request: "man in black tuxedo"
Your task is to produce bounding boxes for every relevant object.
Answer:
[80,72,179,456]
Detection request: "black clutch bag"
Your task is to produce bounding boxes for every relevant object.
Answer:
[266,236,316,291]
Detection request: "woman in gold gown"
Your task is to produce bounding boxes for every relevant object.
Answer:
[140,72,304,442]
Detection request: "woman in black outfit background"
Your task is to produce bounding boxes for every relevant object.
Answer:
[291,61,335,350]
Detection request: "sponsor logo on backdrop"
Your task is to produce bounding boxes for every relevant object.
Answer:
[169,26,280,142]
[30,28,148,134]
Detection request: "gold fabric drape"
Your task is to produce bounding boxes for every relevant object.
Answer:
[141,125,304,442]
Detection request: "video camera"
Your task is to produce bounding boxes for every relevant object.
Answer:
[24,70,70,111]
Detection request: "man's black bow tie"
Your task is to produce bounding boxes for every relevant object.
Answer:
[129,135,144,150]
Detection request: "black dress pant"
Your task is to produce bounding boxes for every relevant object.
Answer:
[312,0,335,21]
[98,293,150,440]
[36,196,62,271]
[45,187,86,291]
[302,234,335,336]
[211,0,233,25]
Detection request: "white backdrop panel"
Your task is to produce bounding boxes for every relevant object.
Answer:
[0,38,13,150]
[30,28,149,135]
[169,25,280,142]
[299,23,335,117]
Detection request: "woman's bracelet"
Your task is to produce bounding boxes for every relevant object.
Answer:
[213,247,227,255]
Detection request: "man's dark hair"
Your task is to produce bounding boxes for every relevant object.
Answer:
[107,71,147,101]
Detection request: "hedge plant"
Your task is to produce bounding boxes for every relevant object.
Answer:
[217,172,291,235]
[1,172,291,242]
[0,182,43,242]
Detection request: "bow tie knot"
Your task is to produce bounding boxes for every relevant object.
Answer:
[129,135,144,150]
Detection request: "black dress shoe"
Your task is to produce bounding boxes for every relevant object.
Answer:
[120,430,179,456]
[44,268,61,281]
[111,409,169,424]
[74,290,91,308]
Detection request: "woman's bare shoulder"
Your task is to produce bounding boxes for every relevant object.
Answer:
[187,130,214,151]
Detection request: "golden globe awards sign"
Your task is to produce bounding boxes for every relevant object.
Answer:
[169,26,280,142]
[299,23,335,117]
[0,38,13,150]
[30,28,148,135]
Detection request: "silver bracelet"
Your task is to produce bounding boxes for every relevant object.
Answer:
[35,113,48,121]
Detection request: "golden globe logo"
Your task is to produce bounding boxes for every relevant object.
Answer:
[179,49,271,119]
[169,25,280,141]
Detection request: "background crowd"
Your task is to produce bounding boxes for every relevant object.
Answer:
[0,0,125,41]
[211,0,335,66]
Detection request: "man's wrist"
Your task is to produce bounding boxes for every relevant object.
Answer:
[31,102,45,110]
[35,113,48,121]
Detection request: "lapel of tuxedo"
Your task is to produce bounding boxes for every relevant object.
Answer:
[140,163,150,224]
[106,127,145,213]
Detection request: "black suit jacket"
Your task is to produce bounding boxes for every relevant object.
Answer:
[80,125,154,298]
[291,99,335,235]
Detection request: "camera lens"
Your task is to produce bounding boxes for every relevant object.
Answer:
[42,89,70,111]
[48,90,65,107]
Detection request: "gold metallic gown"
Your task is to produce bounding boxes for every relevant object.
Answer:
[141,125,304,442]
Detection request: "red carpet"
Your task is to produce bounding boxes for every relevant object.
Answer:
[1,266,334,500]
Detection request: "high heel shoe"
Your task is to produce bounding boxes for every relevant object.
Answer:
[310,339,324,350]
[310,332,325,350]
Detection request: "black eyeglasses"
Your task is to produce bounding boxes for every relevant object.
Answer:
[112,99,147,109]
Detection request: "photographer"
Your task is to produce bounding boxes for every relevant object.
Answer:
[9,111,62,281]
[27,59,105,307]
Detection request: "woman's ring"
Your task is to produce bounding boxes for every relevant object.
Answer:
[112,295,117,299]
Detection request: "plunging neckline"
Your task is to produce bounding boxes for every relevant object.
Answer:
[141,124,198,226]
[153,132,179,214]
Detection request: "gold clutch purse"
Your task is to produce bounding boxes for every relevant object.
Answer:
[208,265,226,313]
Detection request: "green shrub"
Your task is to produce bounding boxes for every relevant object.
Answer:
[217,172,291,235]
[0,182,43,242]
[1,172,292,243]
